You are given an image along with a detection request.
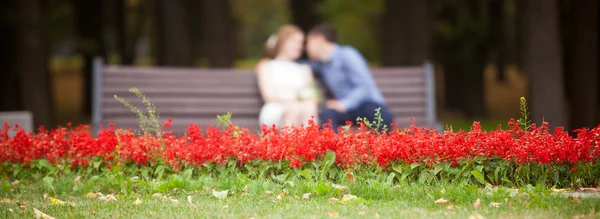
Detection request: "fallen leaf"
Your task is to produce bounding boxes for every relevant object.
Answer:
[358,211,366,216]
[97,193,108,201]
[11,180,20,186]
[149,211,156,215]
[169,198,180,204]
[551,188,567,193]
[302,193,311,200]
[264,191,272,195]
[446,204,455,210]
[435,198,449,204]
[212,190,228,199]
[489,202,501,208]
[85,193,97,199]
[440,188,446,194]
[187,195,193,204]
[328,198,339,203]
[33,208,55,219]
[346,172,355,185]
[107,194,117,201]
[132,198,142,205]
[8,208,13,213]
[569,196,582,205]
[341,194,358,202]
[473,198,481,208]
[332,184,348,192]
[468,214,486,219]
[1,198,12,203]
[277,192,285,200]
[74,176,81,184]
[328,212,339,218]
[579,188,600,192]
[49,197,66,205]
[43,193,49,200]
[151,193,163,199]
[243,185,248,193]
[373,213,380,218]
[18,202,27,210]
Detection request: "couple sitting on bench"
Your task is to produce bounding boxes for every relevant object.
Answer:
[256,23,393,132]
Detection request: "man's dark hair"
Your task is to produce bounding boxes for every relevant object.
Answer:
[309,23,337,43]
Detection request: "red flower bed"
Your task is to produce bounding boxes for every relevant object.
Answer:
[1,119,599,170]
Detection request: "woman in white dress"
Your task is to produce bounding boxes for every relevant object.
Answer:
[256,25,318,128]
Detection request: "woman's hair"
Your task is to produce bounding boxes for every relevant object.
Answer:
[263,25,303,59]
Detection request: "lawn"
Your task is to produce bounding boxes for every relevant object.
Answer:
[1,173,599,219]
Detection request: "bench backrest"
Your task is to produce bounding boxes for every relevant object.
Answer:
[92,58,437,135]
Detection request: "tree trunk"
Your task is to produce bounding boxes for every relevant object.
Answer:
[289,0,322,60]
[489,0,506,82]
[199,0,237,67]
[155,0,193,66]
[289,0,322,33]
[0,0,21,111]
[72,0,105,116]
[522,0,567,128]
[381,0,430,66]
[114,0,135,65]
[16,0,53,128]
[433,0,488,118]
[567,0,598,130]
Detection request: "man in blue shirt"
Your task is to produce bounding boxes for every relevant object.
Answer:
[304,24,393,132]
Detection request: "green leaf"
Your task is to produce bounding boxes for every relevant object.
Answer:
[385,173,396,186]
[433,164,444,176]
[274,173,288,183]
[155,165,165,179]
[43,176,55,192]
[212,190,229,199]
[92,160,102,169]
[300,169,313,181]
[410,163,420,170]
[182,169,194,182]
[38,159,53,170]
[401,169,412,181]
[476,165,484,172]
[392,165,403,174]
[471,170,486,185]
[324,150,336,165]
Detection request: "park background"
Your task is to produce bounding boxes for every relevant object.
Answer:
[0,0,598,132]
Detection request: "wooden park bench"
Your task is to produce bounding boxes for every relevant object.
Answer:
[92,58,440,135]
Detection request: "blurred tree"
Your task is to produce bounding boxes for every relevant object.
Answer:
[232,0,290,59]
[155,0,193,66]
[290,0,322,32]
[522,0,566,128]
[317,0,383,62]
[17,0,54,127]
[199,0,237,67]
[183,0,205,65]
[112,0,147,65]
[0,0,20,111]
[489,0,507,82]
[432,0,490,118]
[290,0,322,59]
[564,0,598,130]
[72,0,105,116]
[381,0,430,66]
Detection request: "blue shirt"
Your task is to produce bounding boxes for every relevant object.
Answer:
[301,45,385,111]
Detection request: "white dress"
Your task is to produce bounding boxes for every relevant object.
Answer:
[258,60,310,128]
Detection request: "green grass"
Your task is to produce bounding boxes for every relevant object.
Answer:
[1,173,599,218]
[442,119,508,132]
